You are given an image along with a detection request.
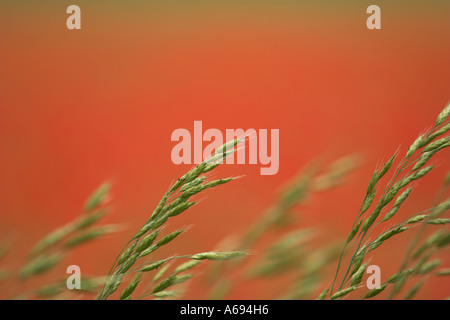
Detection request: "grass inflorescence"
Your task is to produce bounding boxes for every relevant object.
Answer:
[1,104,448,300]
[327,103,450,300]
[96,138,248,300]
[205,154,359,300]
[0,183,116,299]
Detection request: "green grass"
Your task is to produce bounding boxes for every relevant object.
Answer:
[0,104,448,300]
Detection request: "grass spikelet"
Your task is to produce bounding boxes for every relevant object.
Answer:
[433,199,450,215]
[361,204,382,233]
[349,247,366,276]
[120,253,140,273]
[141,260,168,272]
[139,245,159,257]
[416,259,441,275]
[393,188,413,207]
[312,154,360,191]
[445,171,450,186]
[120,272,142,300]
[173,274,193,285]
[423,136,449,152]
[436,232,450,248]
[32,276,105,298]
[381,206,400,223]
[180,177,206,192]
[406,134,425,157]
[84,182,111,212]
[378,154,396,180]
[435,103,450,126]
[28,225,75,258]
[346,221,362,243]
[135,230,160,253]
[436,269,450,276]
[406,166,434,185]
[350,263,367,287]
[412,151,437,171]
[412,230,444,260]
[424,218,450,225]
[361,192,376,214]
[366,171,378,195]
[64,225,117,248]
[169,201,196,217]
[405,280,424,300]
[329,286,357,300]
[190,251,247,261]
[149,264,172,286]
[406,215,428,224]
[386,269,414,283]
[74,209,109,230]
[29,188,111,258]
[152,275,177,293]
[315,288,329,300]
[174,260,202,274]
[20,252,63,280]
[363,284,387,299]
[156,230,185,247]
[153,291,178,299]
[368,227,408,252]
[79,276,107,293]
[108,274,125,296]
[204,178,235,189]
[34,283,65,298]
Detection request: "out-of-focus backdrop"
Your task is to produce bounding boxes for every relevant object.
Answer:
[0,1,449,299]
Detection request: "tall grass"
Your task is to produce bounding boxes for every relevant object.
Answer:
[327,103,450,300]
[1,104,448,300]
[96,138,248,300]
[0,183,115,299]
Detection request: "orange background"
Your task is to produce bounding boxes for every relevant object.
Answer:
[0,1,449,299]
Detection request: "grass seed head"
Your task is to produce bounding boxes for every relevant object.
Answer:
[407,215,428,224]
[394,188,413,207]
[141,260,167,272]
[381,205,400,222]
[20,252,64,279]
[405,280,424,300]
[423,136,450,153]
[156,230,185,247]
[315,288,329,300]
[350,262,367,287]
[435,103,450,126]
[361,192,376,214]
[329,286,357,300]
[406,134,425,158]
[191,251,247,261]
[417,259,441,275]
[346,220,362,244]
[363,284,387,299]
[366,171,378,195]
[425,218,450,225]
[135,230,160,253]
[153,263,172,283]
[378,154,396,180]
[120,272,142,300]
[84,182,111,212]
[152,275,177,293]
[387,269,414,283]
[174,260,202,274]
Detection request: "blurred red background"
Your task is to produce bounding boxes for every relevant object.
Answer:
[0,1,449,299]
